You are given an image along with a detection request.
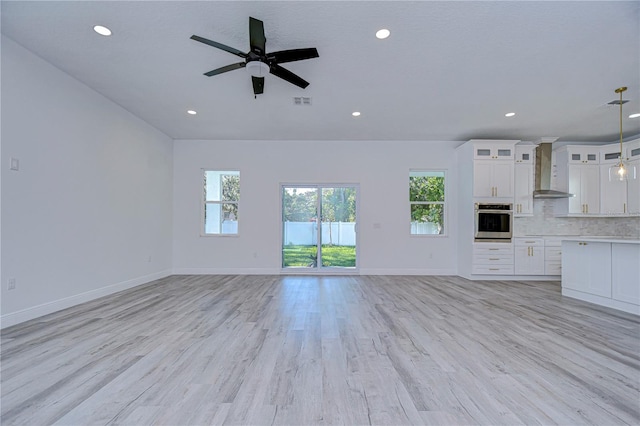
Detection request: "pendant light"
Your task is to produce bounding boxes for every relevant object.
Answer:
[608,86,635,181]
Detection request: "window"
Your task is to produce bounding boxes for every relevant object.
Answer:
[410,170,445,235]
[203,170,239,235]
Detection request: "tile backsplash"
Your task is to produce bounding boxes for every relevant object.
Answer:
[514,199,640,239]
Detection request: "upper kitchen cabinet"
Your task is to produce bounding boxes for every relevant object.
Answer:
[625,139,640,215]
[563,146,600,164]
[470,140,519,200]
[472,141,516,160]
[554,146,600,216]
[600,142,630,215]
[514,145,536,215]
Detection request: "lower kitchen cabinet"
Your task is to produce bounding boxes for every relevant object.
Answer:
[562,240,611,297]
[472,243,514,275]
[544,239,562,275]
[562,239,640,315]
[514,238,544,275]
[612,243,640,305]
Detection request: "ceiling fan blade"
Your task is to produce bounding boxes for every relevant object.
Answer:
[249,17,266,55]
[269,48,319,64]
[191,35,247,58]
[252,76,265,95]
[204,62,246,77]
[269,64,310,89]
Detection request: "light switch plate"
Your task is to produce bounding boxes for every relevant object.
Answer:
[10,157,19,171]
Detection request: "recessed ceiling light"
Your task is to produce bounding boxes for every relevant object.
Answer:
[93,25,112,36]
[376,29,390,39]
[505,112,516,117]
[352,111,361,117]
[629,113,640,119]
[187,110,197,115]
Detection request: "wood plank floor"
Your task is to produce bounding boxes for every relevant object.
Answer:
[1,275,639,425]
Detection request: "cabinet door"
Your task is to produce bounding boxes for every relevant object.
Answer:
[627,160,640,215]
[612,244,640,305]
[515,244,544,275]
[514,164,533,215]
[581,166,600,214]
[562,241,611,297]
[568,165,600,214]
[600,164,627,214]
[473,161,495,197]
[493,162,514,197]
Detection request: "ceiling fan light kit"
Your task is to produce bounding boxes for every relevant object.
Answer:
[246,61,269,77]
[191,17,319,97]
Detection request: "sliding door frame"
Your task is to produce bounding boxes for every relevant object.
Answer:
[280,183,359,275]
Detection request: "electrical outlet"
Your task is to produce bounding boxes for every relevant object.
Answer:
[7,278,16,290]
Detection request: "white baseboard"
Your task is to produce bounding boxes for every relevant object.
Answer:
[173,267,458,276]
[0,269,172,329]
[172,267,281,275]
[358,268,457,276]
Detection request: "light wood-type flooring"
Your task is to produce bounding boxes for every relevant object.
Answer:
[1,275,639,425]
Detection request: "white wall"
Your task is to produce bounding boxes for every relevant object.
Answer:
[1,36,174,327]
[172,139,459,275]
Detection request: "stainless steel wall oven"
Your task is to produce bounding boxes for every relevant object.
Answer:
[474,203,513,241]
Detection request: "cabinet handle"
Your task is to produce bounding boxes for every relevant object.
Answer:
[489,248,499,251]
[489,258,499,260]
[624,203,627,213]
[489,268,499,271]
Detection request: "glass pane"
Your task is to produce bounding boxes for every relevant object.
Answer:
[221,175,240,201]
[410,173,445,202]
[205,203,238,234]
[320,187,356,268]
[498,149,511,157]
[477,149,491,156]
[204,203,221,234]
[282,187,318,268]
[204,170,239,202]
[411,204,444,235]
[587,154,596,161]
[571,154,581,161]
[522,153,529,160]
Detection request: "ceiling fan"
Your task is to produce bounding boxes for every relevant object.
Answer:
[191,17,319,97]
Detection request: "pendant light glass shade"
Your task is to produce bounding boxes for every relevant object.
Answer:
[608,87,636,182]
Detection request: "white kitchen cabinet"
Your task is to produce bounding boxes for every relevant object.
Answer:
[514,238,544,275]
[472,243,514,275]
[563,146,600,164]
[554,162,600,216]
[473,143,515,160]
[562,241,611,297]
[600,163,628,215]
[568,165,600,215]
[514,163,534,215]
[514,145,535,215]
[544,239,562,276]
[611,243,640,305]
[473,161,514,198]
[627,159,640,215]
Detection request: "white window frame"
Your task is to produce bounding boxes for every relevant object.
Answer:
[202,169,240,236]
[409,169,447,237]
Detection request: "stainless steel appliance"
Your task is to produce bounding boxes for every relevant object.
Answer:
[474,203,513,241]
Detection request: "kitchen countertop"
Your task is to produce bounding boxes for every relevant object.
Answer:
[559,236,640,244]
[514,235,640,244]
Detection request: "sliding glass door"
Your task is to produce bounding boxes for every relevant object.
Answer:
[282,185,357,271]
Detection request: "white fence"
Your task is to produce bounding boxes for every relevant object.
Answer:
[283,222,356,246]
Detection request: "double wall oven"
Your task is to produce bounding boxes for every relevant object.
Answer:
[474,203,513,242]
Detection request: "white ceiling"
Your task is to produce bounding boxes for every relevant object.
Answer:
[2,1,639,143]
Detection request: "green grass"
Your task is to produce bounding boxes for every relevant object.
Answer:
[282,245,356,268]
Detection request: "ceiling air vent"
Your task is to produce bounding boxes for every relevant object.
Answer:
[293,97,312,105]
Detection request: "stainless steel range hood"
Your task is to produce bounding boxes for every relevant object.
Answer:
[533,142,574,198]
